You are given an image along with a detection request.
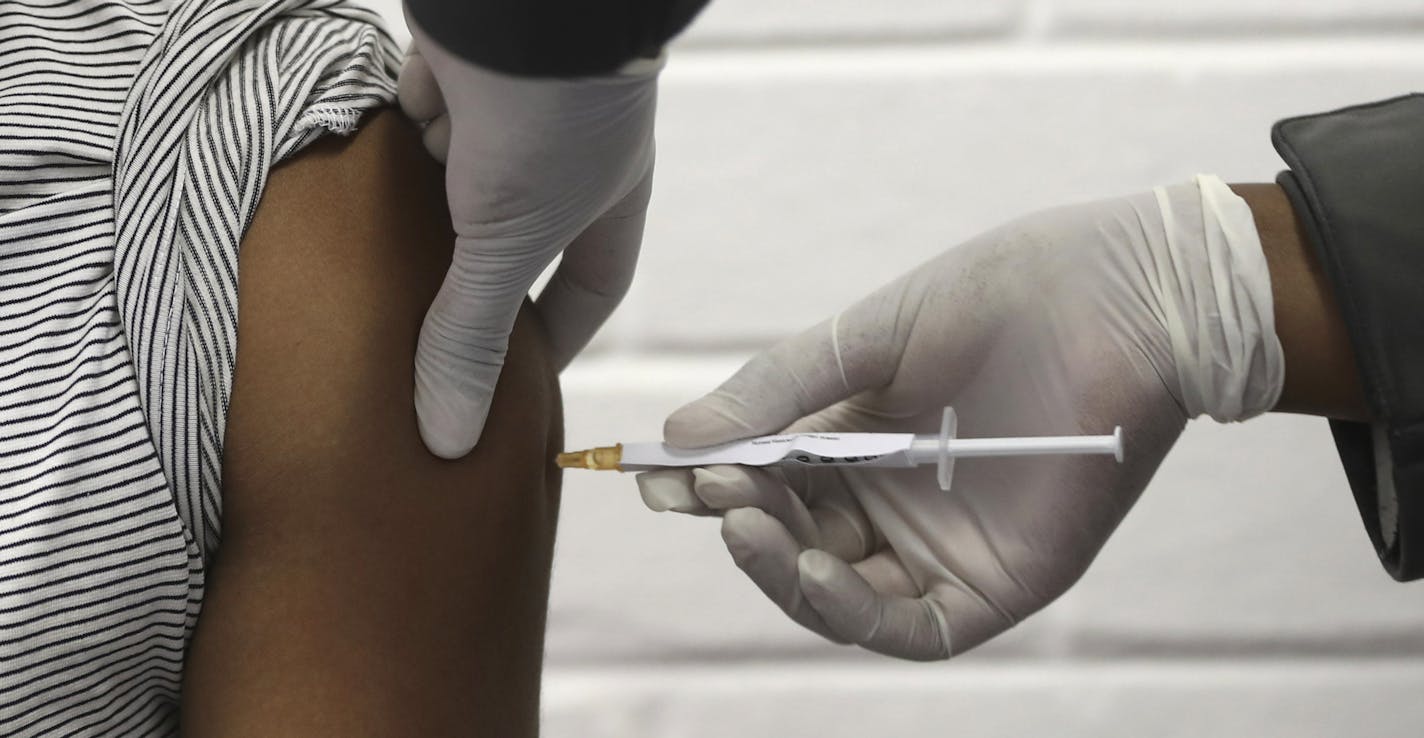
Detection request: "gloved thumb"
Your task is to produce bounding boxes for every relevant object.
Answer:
[664,288,909,448]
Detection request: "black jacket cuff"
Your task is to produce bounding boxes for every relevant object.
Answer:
[1273,93,1424,580]
[405,0,708,77]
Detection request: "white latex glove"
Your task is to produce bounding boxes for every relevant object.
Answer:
[637,176,1284,660]
[399,12,660,458]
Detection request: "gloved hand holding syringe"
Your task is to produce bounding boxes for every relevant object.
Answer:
[559,407,1123,492]
[566,176,1283,663]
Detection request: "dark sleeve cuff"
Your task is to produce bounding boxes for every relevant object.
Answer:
[1272,93,1424,581]
[405,0,710,77]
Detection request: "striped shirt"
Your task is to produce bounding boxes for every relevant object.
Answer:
[0,2,398,733]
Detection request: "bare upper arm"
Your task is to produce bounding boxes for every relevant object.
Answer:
[180,110,562,737]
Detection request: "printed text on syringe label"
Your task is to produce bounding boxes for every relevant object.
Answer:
[748,434,854,446]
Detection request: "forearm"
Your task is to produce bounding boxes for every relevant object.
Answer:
[1230,183,1368,421]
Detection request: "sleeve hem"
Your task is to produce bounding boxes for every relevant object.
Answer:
[404,0,707,77]
[1272,93,1424,580]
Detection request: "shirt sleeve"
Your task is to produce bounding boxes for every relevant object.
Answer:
[1272,93,1424,581]
[404,0,711,77]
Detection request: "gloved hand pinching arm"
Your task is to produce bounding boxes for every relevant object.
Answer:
[637,176,1289,660]
[399,16,659,458]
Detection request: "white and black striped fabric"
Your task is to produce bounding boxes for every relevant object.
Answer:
[0,2,398,733]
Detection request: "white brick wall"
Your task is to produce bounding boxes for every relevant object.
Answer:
[357,1,1424,733]
[622,46,1424,350]
[1045,0,1424,35]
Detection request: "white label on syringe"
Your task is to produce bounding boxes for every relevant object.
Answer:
[618,433,919,470]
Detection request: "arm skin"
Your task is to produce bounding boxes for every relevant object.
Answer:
[179,110,562,737]
[1231,183,1368,422]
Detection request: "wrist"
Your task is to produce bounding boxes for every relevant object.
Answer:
[1143,176,1283,423]
[1231,183,1368,421]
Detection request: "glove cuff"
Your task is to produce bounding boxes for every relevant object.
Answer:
[1152,175,1285,423]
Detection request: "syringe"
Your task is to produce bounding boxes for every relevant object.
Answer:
[557,408,1123,492]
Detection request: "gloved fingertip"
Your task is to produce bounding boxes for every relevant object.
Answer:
[413,374,490,460]
[796,549,875,631]
[693,465,783,515]
[416,408,484,460]
[720,506,757,540]
[689,464,740,498]
[796,549,842,588]
[720,507,772,563]
[636,470,702,513]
